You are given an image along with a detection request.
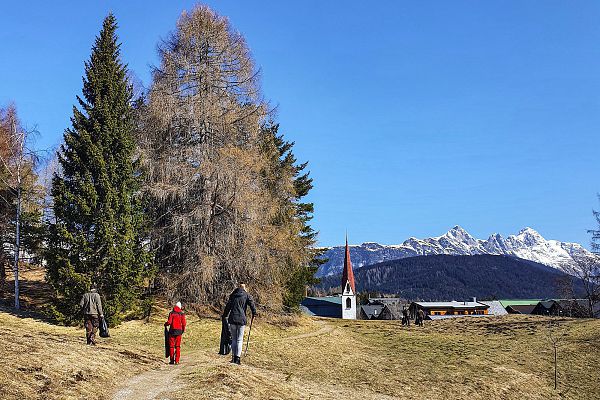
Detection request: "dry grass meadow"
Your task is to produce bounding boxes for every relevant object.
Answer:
[1,267,599,399]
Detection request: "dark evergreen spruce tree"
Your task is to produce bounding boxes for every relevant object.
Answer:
[260,123,322,309]
[46,14,152,324]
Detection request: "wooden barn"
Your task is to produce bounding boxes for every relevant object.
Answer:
[499,299,540,315]
[532,299,599,318]
[409,299,489,318]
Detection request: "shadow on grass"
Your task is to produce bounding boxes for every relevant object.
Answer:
[0,269,60,325]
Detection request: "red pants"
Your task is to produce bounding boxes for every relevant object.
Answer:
[169,334,182,363]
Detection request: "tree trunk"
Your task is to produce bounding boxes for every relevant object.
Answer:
[0,256,5,287]
[13,184,20,310]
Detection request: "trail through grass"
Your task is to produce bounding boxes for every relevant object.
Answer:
[1,309,599,400]
[1,268,599,400]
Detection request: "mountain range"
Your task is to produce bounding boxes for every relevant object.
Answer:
[316,226,592,277]
[316,254,583,300]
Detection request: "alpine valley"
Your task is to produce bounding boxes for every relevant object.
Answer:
[316,226,593,277]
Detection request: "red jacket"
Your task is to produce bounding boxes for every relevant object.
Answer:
[165,306,187,335]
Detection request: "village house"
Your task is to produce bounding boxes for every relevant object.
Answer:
[531,299,600,318]
[409,299,490,319]
[359,297,408,320]
[479,300,508,316]
[359,304,384,320]
[500,299,541,315]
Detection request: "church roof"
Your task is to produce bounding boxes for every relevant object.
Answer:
[300,297,342,318]
[302,296,342,305]
[342,236,356,293]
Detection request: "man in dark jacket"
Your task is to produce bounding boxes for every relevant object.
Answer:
[222,283,257,365]
[402,307,410,326]
[165,301,187,364]
[417,308,425,327]
[80,287,104,345]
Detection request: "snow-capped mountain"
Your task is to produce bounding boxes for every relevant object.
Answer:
[316,226,593,277]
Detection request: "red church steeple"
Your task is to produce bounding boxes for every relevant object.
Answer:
[341,235,356,294]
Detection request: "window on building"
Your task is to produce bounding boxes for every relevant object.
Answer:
[345,283,350,293]
[346,297,351,309]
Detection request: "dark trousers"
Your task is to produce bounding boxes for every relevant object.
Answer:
[169,334,182,363]
[84,314,99,344]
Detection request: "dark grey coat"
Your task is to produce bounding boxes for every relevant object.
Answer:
[222,288,256,326]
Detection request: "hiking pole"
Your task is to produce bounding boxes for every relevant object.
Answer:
[244,314,254,357]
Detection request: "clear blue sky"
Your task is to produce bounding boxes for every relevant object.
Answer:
[1,1,598,247]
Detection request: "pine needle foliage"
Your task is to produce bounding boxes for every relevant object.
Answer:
[259,123,321,309]
[46,15,153,325]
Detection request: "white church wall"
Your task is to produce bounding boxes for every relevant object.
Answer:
[341,282,356,319]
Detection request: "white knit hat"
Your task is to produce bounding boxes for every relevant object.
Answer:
[176,301,182,309]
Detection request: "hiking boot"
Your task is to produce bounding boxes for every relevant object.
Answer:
[169,360,175,365]
[234,356,241,365]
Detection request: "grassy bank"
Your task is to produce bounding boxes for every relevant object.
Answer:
[1,266,599,399]
[181,315,600,400]
[0,308,599,399]
[0,310,161,400]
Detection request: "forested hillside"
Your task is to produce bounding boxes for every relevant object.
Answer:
[317,255,583,300]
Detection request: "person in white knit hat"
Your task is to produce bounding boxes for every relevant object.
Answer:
[164,301,187,364]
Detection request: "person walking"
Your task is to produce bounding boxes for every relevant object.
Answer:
[402,307,410,326]
[164,301,187,365]
[79,287,104,345]
[222,283,257,365]
[417,308,425,327]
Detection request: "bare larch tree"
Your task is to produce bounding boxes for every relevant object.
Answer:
[137,5,301,307]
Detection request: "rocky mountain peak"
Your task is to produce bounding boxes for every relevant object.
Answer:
[316,226,593,277]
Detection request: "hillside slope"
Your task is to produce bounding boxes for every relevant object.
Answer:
[0,310,598,400]
[0,309,162,400]
[317,254,582,299]
[1,266,598,399]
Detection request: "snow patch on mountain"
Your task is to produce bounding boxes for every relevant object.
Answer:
[316,226,593,277]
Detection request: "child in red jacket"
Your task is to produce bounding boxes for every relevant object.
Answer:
[164,301,187,364]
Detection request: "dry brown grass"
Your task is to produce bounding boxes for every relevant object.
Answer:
[0,265,54,310]
[1,309,598,400]
[177,316,600,400]
[0,310,162,400]
[1,268,599,399]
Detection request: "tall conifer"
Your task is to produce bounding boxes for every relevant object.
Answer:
[260,123,322,308]
[46,15,152,324]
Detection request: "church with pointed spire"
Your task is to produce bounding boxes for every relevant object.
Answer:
[341,235,357,319]
[299,235,358,319]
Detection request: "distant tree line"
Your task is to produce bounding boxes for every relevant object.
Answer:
[0,5,320,324]
[316,255,589,301]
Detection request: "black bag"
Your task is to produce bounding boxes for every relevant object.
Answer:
[164,327,170,358]
[218,317,231,355]
[99,317,110,338]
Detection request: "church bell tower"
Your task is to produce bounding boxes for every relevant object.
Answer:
[341,235,356,319]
